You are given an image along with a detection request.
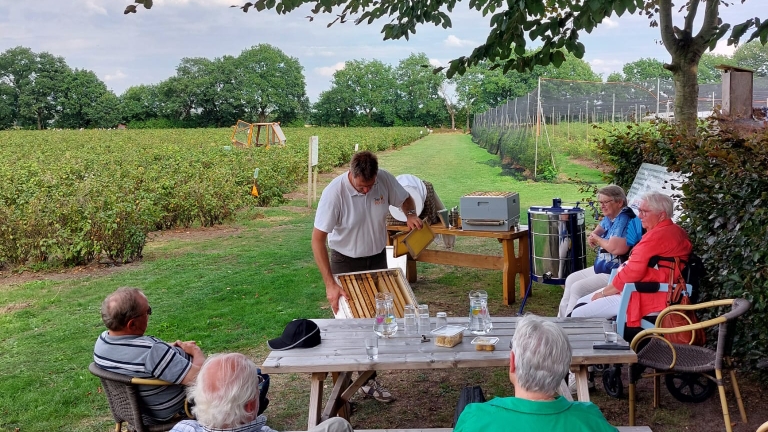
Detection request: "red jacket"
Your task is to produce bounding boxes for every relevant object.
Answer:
[612,219,692,327]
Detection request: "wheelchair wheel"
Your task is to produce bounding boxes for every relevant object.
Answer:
[602,366,624,399]
[665,372,716,403]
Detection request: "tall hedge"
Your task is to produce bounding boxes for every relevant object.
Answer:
[597,121,768,372]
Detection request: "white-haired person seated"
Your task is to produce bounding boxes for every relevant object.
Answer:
[570,192,692,343]
[454,315,617,432]
[171,353,353,432]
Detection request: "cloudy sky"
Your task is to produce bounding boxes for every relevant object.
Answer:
[0,0,763,102]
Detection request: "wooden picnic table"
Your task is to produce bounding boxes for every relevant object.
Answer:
[261,317,637,429]
[386,225,530,305]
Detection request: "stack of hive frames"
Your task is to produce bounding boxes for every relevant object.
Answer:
[335,268,417,318]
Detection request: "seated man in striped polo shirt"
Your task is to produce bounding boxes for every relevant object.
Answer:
[94,287,206,424]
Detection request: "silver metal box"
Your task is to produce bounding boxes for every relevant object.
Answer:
[460,192,520,232]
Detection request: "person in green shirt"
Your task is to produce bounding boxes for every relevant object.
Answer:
[454,315,617,432]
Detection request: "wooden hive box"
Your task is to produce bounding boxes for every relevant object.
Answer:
[333,268,418,319]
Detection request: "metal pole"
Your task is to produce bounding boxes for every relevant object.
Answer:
[536,77,542,136]
[656,77,660,116]
[612,93,615,124]
[567,104,570,140]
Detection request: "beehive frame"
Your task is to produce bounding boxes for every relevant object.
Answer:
[334,268,417,319]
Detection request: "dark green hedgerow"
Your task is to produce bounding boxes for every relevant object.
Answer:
[597,121,768,374]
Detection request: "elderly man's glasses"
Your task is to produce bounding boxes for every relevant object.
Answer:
[597,200,614,206]
[133,306,151,320]
[638,208,654,216]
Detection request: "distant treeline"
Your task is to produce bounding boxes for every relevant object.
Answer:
[1,41,764,130]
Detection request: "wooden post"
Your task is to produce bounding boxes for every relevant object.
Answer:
[308,136,319,207]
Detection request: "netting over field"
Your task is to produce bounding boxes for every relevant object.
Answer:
[471,77,768,180]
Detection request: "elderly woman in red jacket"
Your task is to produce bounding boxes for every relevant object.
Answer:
[571,192,692,331]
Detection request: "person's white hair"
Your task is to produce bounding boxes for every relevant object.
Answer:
[189,353,260,428]
[511,314,572,394]
[641,192,674,219]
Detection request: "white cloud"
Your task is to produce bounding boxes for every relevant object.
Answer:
[104,70,127,82]
[711,39,737,57]
[314,62,346,77]
[429,58,443,68]
[602,18,619,28]
[81,0,107,15]
[589,58,625,76]
[444,35,474,48]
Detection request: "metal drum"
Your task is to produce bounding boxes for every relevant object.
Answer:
[528,198,587,285]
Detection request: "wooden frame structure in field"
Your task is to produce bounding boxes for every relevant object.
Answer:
[230,120,287,149]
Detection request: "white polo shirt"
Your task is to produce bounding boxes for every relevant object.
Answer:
[315,169,409,258]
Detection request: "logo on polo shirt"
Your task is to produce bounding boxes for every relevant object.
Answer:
[374,195,385,205]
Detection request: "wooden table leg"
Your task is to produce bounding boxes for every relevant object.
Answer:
[308,372,327,429]
[574,366,590,402]
[501,238,517,305]
[322,372,352,422]
[406,257,417,283]
[518,234,530,301]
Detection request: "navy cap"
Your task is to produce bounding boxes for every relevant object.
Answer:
[267,319,321,350]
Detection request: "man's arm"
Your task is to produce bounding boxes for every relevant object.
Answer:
[399,195,423,230]
[311,228,347,314]
[174,340,205,385]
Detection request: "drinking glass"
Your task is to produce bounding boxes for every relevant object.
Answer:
[365,336,379,360]
[435,312,448,328]
[404,304,418,335]
[418,304,430,333]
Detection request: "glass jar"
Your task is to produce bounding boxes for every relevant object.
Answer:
[468,290,493,335]
[374,293,398,338]
[436,312,448,328]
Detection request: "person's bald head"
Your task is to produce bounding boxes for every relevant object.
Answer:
[190,353,261,428]
[101,287,148,331]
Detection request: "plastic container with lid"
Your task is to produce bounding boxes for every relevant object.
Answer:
[431,325,466,347]
[471,336,499,351]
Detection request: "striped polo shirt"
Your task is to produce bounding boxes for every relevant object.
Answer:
[94,331,192,423]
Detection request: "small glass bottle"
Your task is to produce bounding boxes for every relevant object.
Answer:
[436,312,448,328]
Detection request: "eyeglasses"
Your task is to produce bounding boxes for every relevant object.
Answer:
[638,208,654,216]
[146,306,152,316]
[597,200,614,206]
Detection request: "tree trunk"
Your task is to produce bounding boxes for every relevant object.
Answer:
[670,57,700,136]
[466,108,470,132]
[450,112,455,130]
[37,109,43,130]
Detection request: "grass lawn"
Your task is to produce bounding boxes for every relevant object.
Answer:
[5,132,756,432]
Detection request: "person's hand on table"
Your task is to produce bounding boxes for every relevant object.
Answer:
[326,281,348,314]
[406,214,423,230]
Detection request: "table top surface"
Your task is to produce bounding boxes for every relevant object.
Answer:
[386,224,528,240]
[261,317,637,374]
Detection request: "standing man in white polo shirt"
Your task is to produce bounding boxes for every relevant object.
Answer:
[311,150,421,403]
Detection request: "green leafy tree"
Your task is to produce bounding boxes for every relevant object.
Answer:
[235,44,309,124]
[606,72,624,82]
[733,40,768,76]
[698,52,737,84]
[395,53,447,127]
[141,0,766,135]
[329,59,396,124]
[57,69,120,129]
[622,58,673,82]
[120,84,160,123]
[312,86,356,126]
[0,47,71,129]
[0,83,14,129]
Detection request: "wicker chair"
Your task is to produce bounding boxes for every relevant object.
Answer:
[89,362,183,432]
[627,298,751,432]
